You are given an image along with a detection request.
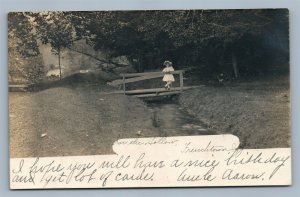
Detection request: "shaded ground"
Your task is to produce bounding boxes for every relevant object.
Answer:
[9,81,211,158]
[179,74,290,149]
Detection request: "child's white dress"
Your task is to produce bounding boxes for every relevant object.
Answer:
[162,66,175,82]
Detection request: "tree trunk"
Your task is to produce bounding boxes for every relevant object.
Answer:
[58,49,62,79]
[232,52,239,78]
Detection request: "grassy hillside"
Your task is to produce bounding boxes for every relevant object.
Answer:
[179,75,290,148]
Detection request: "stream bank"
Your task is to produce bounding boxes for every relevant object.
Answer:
[9,73,290,158]
[178,75,290,149]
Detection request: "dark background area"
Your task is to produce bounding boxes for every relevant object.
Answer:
[8,9,289,85]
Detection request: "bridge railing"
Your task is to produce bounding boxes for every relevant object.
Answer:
[119,70,185,95]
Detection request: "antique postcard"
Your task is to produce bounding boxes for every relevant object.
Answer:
[8,9,291,189]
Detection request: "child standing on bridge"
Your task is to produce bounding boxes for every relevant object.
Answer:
[162,61,175,90]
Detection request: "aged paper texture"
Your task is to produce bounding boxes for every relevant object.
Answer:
[10,135,291,189]
[9,9,291,189]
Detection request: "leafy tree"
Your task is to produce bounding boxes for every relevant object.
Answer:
[69,9,288,78]
[8,12,44,83]
[33,12,74,78]
[13,10,287,82]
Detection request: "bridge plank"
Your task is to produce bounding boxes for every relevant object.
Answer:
[120,70,184,77]
[9,85,29,88]
[110,86,201,95]
[109,70,185,86]
[109,73,164,86]
[133,91,182,98]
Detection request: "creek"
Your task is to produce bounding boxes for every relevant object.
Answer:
[145,97,216,137]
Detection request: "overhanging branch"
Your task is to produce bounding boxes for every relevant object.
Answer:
[67,46,125,68]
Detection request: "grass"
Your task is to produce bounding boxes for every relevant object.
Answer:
[9,84,160,158]
[179,74,290,148]
[9,72,291,158]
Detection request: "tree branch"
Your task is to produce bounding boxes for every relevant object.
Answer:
[66,46,125,68]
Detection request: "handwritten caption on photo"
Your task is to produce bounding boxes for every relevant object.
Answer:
[10,135,291,189]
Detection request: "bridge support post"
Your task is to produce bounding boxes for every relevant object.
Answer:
[123,76,126,94]
[180,71,183,92]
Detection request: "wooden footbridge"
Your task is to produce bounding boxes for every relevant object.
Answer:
[109,70,198,98]
[9,84,34,92]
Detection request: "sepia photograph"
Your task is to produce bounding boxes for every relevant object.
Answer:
[9,9,290,158]
[7,9,292,189]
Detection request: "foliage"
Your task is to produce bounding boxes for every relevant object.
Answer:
[68,9,289,76]
[31,12,75,78]
[32,12,74,55]
[8,9,289,82]
[8,12,44,83]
